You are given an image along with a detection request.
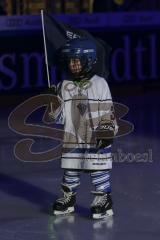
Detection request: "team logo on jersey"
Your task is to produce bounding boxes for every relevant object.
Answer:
[77,103,87,116]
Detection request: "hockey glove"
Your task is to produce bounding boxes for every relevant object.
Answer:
[44,85,62,121]
[95,120,115,149]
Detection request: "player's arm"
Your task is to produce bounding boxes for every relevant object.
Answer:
[42,82,64,124]
[96,78,118,149]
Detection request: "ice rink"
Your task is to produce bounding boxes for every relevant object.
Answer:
[0,88,159,240]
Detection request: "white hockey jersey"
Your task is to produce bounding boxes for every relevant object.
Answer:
[57,74,117,170]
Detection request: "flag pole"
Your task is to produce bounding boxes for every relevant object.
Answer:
[41,9,54,113]
[41,9,51,89]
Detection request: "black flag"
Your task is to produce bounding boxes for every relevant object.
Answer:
[43,11,111,80]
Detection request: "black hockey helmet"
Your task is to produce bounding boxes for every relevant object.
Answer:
[57,38,97,80]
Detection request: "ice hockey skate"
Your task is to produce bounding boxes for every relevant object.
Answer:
[52,184,76,215]
[91,191,113,219]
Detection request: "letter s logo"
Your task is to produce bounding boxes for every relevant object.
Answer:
[8,94,66,162]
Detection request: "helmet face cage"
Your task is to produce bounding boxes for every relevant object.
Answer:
[59,38,97,79]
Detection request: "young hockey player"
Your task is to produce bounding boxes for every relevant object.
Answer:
[51,38,117,219]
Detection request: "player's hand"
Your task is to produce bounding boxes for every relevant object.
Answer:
[48,110,55,120]
[95,120,115,148]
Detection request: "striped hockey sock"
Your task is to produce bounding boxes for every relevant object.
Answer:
[90,170,111,193]
[62,170,81,193]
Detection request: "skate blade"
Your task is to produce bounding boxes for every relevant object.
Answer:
[53,207,75,216]
[92,209,114,219]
